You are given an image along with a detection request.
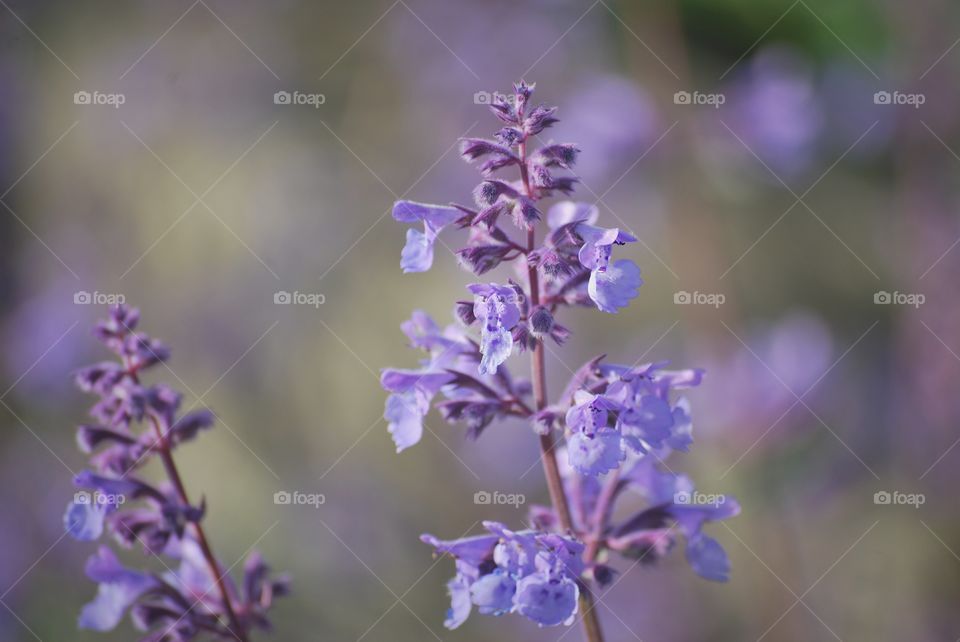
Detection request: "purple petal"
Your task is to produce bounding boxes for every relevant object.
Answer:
[79,547,156,631]
[469,570,516,615]
[588,259,642,313]
[686,534,731,582]
[64,500,107,541]
[568,428,625,476]
[513,573,578,627]
[385,392,427,453]
[444,575,472,629]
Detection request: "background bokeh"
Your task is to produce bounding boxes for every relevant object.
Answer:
[1,0,958,640]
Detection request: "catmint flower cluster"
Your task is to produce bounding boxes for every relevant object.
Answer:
[64,305,288,641]
[383,82,739,635]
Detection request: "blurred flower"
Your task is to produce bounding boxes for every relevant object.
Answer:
[715,47,824,178]
[64,305,288,640]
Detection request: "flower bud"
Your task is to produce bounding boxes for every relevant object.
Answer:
[529,306,554,336]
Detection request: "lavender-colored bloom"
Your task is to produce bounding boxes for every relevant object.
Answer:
[392,200,462,273]
[588,259,642,314]
[568,429,625,476]
[468,283,522,375]
[65,305,287,639]
[64,500,108,541]
[685,534,731,582]
[445,576,473,629]
[422,521,585,629]
[382,371,453,452]
[469,570,516,615]
[78,547,157,631]
[514,573,579,626]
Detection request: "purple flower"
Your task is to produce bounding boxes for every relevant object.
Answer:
[422,522,585,629]
[66,305,287,638]
[514,573,579,626]
[469,570,516,615]
[78,547,157,631]
[568,428,625,476]
[468,283,522,375]
[685,534,731,582]
[64,499,109,541]
[547,200,598,228]
[392,200,462,273]
[386,82,739,634]
[381,371,454,452]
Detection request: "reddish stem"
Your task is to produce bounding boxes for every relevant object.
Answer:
[132,371,249,642]
[519,129,605,642]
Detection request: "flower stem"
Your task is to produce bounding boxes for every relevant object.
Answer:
[517,113,605,642]
[132,365,249,641]
[526,233,606,642]
[148,416,249,641]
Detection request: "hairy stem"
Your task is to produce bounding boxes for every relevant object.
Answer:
[519,135,605,642]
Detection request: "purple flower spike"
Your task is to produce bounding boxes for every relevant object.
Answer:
[65,305,287,639]
[385,83,739,635]
[392,200,462,273]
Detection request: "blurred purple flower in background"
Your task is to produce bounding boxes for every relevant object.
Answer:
[63,305,288,641]
[714,47,825,178]
[698,312,833,447]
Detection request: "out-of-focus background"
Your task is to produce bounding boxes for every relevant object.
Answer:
[1,0,958,640]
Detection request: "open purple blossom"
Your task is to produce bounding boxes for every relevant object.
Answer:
[381,310,531,451]
[468,283,522,375]
[422,522,583,629]
[384,82,739,638]
[392,200,464,273]
[64,305,288,641]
